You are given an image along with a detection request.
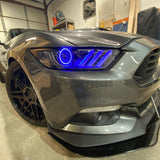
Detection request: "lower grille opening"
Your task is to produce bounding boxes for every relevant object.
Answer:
[134,48,160,87]
[69,111,120,126]
[135,48,160,78]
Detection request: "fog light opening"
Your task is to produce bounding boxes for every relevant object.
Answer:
[70,110,120,126]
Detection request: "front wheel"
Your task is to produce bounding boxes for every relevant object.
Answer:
[0,72,5,83]
[6,61,46,126]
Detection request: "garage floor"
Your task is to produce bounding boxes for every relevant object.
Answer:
[0,82,160,160]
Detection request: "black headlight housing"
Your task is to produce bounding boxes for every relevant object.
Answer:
[31,47,120,70]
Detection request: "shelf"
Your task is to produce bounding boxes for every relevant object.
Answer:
[52,18,74,30]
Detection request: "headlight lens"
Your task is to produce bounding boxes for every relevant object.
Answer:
[31,47,119,70]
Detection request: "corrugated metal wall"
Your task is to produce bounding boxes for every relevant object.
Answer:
[0,1,47,42]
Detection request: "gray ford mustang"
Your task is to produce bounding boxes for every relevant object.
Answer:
[0,28,160,156]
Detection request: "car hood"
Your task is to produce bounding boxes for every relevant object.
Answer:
[47,30,143,48]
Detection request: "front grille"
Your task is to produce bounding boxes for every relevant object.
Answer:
[135,48,160,78]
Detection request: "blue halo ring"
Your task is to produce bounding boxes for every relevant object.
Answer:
[58,48,72,65]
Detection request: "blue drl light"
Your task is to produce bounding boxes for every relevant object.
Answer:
[58,48,73,65]
[87,50,104,67]
[96,50,113,67]
[79,50,95,67]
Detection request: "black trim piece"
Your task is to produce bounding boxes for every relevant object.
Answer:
[48,113,160,157]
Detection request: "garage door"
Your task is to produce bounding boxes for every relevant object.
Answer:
[0,1,47,43]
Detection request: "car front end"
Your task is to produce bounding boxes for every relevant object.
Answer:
[7,29,160,156]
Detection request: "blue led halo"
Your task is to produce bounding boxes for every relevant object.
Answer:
[58,48,73,65]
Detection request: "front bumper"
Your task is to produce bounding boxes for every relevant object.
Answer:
[48,92,160,148]
[49,111,160,157]
[20,37,160,154]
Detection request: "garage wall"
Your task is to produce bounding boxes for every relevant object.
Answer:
[15,0,44,9]
[48,0,160,32]
[48,0,97,30]
[98,0,160,32]
[99,0,160,22]
[140,0,160,11]
[0,3,5,43]
[114,0,160,21]
[2,2,28,30]
[113,0,160,21]
[97,0,115,21]
[48,0,130,30]
[115,0,130,20]
[26,7,47,30]
[0,1,47,43]
[96,0,129,22]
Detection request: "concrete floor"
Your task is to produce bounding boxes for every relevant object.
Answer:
[0,82,160,160]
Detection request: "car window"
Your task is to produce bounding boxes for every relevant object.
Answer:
[5,29,26,42]
[4,28,44,43]
[10,29,26,39]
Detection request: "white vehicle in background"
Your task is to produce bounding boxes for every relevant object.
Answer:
[0,40,7,82]
[0,42,7,67]
[0,28,31,82]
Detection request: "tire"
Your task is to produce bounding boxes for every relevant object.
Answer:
[0,72,5,83]
[0,62,5,83]
[6,61,46,126]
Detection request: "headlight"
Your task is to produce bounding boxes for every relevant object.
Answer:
[31,47,120,70]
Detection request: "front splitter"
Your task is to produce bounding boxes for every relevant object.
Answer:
[48,114,160,157]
